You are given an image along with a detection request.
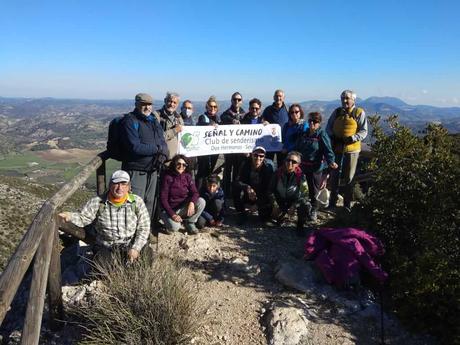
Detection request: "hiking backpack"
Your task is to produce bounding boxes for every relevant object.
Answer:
[106,113,135,161]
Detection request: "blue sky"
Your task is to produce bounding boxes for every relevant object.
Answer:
[1,0,459,106]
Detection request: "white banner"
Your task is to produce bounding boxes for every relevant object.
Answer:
[178,124,283,157]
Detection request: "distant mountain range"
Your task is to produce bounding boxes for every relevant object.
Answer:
[1,95,460,134]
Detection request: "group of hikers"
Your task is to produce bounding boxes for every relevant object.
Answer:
[59,89,368,262]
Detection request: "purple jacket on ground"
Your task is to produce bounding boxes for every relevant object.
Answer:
[160,170,199,217]
[304,227,388,286]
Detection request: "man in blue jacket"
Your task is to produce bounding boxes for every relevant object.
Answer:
[262,89,289,165]
[121,93,168,220]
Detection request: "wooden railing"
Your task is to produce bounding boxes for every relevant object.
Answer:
[0,152,108,345]
[0,149,375,344]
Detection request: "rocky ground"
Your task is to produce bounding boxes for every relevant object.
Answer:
[1,205,437,344]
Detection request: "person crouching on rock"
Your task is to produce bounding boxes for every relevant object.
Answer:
[197,174,225,228]
[58,170,151,263]
[271,151,310,236]
[233,146,275,225]
[159,154,206,234]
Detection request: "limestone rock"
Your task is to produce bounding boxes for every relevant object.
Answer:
[267,305,309,345]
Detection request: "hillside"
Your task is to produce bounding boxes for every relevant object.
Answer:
[0,176,93,271]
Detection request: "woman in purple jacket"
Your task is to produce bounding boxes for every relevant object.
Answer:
[160,154,205,234]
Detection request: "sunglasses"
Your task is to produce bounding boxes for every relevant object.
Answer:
[250,106,260,110]
[252,153,265,158]
[176,162,188,168]
[285,159,300,165]
[232,98,242,102]
[308,119,320,124]
[289,110,300,114]
[208,105,218,109]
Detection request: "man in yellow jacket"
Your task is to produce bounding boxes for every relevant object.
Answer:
[326,90,368,210]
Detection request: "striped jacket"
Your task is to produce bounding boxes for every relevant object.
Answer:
[69,193,150,252]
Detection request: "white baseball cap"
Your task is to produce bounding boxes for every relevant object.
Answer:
[111,170,130,183]
[252,146,266,154]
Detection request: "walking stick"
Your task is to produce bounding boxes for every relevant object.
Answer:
[151,154,168,253]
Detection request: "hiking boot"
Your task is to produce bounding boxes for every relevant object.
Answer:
[185,223,199,235]
[237,211,248,225]
[296,226,307,237]
[263,219,276,227]
[310,209,318,222]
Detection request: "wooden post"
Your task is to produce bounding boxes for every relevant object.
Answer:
[47,217,63,331]
[21,219,55,345]
[0,153,103,324]
[96,159,106,197]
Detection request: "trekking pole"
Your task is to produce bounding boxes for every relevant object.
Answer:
[152,154,168,253]
[379,285,385,345]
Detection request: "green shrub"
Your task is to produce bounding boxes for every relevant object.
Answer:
[72,254,204,345]
[363,116,460,344]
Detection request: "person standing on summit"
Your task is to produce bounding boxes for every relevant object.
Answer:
[121,93,168,220]
[262,89,289,165]
[155,92,184,160]
[326,89,368,210]
[220,92,246,198]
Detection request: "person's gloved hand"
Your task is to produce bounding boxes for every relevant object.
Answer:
[343,136,354,144]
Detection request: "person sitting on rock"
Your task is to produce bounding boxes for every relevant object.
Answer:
[58,170,151,263]
[233,146,275,225]
[159,154,206,234]
[197,174,225,228]
[271,151,310,236]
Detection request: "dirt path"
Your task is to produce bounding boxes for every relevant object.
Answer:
[156,210,435,345]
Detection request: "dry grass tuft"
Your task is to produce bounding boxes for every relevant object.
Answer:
[72,253,204,345]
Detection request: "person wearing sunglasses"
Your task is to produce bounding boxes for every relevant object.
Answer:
[195,96,221,191]
[326,90,368,210]
[160,154,205,234]
[295,112,338,221]
[271,151,310,236]
[233,146,275,225]
[220,92,246,198]
[281,104,309,164]
[241,98,264,125]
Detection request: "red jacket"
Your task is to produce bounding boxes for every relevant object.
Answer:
[304,227,388,286]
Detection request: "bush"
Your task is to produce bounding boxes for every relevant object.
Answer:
[72,254,204,345]
[362,116,460,344]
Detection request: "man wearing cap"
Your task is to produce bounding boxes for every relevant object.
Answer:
[233,146,275,225]
[154,92,184,160]
[120,93,168,220]
[326,89,368,210]
[58,170,151,262]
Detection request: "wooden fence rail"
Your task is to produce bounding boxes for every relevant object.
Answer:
[0,152,107,344]
[0,149,374,344]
